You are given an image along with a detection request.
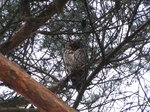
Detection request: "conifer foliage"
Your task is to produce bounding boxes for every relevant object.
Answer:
[0,0,150,112]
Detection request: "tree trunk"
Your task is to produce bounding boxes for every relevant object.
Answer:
[0,54,76,112]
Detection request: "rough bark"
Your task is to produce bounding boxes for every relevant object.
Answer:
[0,53,77,112]
[0,0,69,55]
[0,1,77,111]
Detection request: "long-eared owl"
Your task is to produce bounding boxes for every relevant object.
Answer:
[63,40,88,91]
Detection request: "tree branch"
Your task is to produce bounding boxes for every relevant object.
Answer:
[0,0,69,55]
[88,20,150,84]
[72,20,150,109]
[0,53,76,112]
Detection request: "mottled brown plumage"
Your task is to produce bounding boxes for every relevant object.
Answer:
[63,40,88,91]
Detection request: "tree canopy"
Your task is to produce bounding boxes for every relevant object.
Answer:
[0,0,150,112]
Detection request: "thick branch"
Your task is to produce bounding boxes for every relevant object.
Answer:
[0,0,69,55]
[0,53,76,112]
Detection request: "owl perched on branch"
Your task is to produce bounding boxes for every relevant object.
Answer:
[63,40,88,91]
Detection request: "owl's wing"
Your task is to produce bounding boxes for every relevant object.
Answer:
[72,48,88,91]
[63,50,75,74]
[74,48,88,69]
[63,46,88,91]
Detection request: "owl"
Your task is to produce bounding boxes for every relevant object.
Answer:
[63,40,88,91]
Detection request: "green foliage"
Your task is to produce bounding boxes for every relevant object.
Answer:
[0,0,150,112]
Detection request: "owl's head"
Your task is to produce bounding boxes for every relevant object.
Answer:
[65,40,83,50]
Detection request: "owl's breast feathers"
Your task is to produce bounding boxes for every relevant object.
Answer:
[63,41,88,91]
[63,48,88,73]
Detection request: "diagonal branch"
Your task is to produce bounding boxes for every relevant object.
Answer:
[0,0,69,55]
[0,53,76,112]
[72,20,150,109]
[88,20,150,84]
